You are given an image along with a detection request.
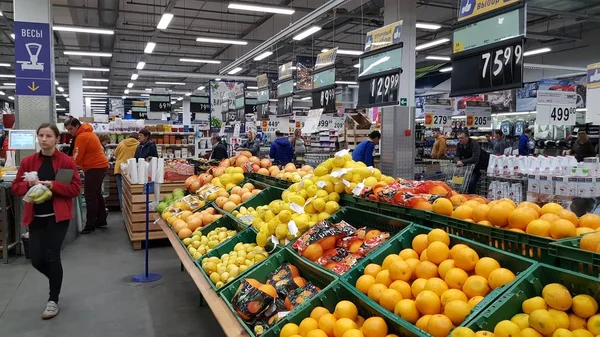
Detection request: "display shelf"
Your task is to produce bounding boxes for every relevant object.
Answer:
[157,219,250,337]
[61,131,195,135]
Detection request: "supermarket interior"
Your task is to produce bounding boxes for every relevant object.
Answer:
[2,0,600,336]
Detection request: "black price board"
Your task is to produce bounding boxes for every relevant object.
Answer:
[311,87,336,113]
[277,96,293,116]
[149,95,172,112]
[190,96,210,113]
[357,71,400,108]
[450,37,524,97]
[245,103,257,115]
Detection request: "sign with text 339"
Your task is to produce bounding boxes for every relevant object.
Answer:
[465,101,491,127]
[536,90,577,126]
[424,99,453,128]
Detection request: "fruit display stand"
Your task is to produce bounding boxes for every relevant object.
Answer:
[341,224,537,332]
[245,173,293,190]
[157,218,250,337]
[121,174,184,250]
[549,236,600,276]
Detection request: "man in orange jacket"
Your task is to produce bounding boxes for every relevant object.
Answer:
[64,117,109,234]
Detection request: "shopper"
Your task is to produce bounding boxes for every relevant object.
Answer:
[456,131,490,194]
[11,123,81,319]
[431,128,447,159]
[114,133,139,206]
[519,128,533,156]
[269,131,294,165]
[292,129,307,164]
[209,135,229,160]
[236,129,260,156]
[134,128,158,160]
[64,117,109,234]
[492,130,511,155]
[98,134,111,149]
[571,131,596,162]
[352,130,381,167]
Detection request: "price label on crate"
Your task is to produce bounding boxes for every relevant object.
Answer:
[424,100,453,128]
[465,101,492,128]
[536,90,577,125]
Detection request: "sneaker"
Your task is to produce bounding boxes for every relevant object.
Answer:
[81,226,95,234]
[41,301,59,319]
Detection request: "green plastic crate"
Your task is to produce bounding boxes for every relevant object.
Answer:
[263,282,425,337]
[224,187,285,227]
[464,263,600,332]
[189,215,252,261]
[549,236,600,276]
[341,223,537,333]
[219,248,338,337]
[246,173,293,189]
[195,227,281,293]
[340,195,427,225]
[227,178,269,192]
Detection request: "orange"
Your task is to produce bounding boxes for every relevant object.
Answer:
[334,301,358,321]
[518,201,542,215]
[445,268,469,290]
[511,313,530,329]
[415,261,439,279]
[463,275,490,299]
[453,205,474,220]
[427,242,450,265]
[361,317,388,337]
[341,330,364,337]
[382,255,403,270]
[414,201,433,211]
[522,296,547,314]
[474,331,494,337]
[355,275,376,294]
[488,202,513,227]
[416,314,432,331]
[541,202,563,215]
[468,296,484,309]
[558,209,579,226]
[444,300,472,325]
[356,316,365,328]
[494,320,522,337]
[550,219,577,239]
[416,290,442,315]
[303,243,324,261]
[453,247,479,272]
[450,194,468,206]
[333,318,357,337]
[399,249,419,260]
[571,329,593,337]
[487,268,516,290]
[579,214,600,229]
[299,318,320,337]
[526,219,552,237]
[368,284,388,303]
[572,294,598,318]
[529,309,556,335]
[542,283,573,311]
[432,198,453,216]
[412,234,429,255]
[281,323,300,337]
[424,277,449,297]
[411,278,427,298]
[426,314,454,337]
[375,270,393,287]
[405,258,420,277]
[389,261,412,282]
[499,198,517,208]
[311,307,331,321]
[472,204,490,223]
[307,330,328,337]
[441,289,468,307]
[549,309,570,329]
[580,233,600,252]
[379,289,403,311]
[318,313,337,337]
[568,313,586,330]
[474,257,501,279]
[438,260,456,279]
[508,207,540,230]
[588,314,600,335]
[394,299,420,324]
[390,280,413,299]
[478,220,493,226]
[576,227,594,236]
[450,244,469,258]
[551,329,574,337]
[420,249,429,262]
[540,213,560,223]
[452,327,477,337]
[427,229,451,246]
[364,264,382,278]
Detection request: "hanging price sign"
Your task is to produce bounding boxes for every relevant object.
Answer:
[312,87,336,113]
[302,108,324,134]
[424,98,453,128]
[536,90,577,126]
[465,101,491,127]
[267,115,281,133]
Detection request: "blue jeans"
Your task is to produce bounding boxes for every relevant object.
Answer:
[115,174,123,206]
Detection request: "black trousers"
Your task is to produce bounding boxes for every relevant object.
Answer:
[84,168,107,228]
[468,169,481,194]
[29,216,70,303]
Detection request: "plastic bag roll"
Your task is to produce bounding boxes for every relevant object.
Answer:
[128,158,138,184]
[137,158,147,184]
[157,158,165,184]
[150,157,158,182]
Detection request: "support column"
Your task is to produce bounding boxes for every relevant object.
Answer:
[182,97,191,125]
[379,0,417,179]
[84,97,92,117]
[69,70,84,117]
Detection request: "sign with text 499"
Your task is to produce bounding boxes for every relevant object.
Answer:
[358,73,400,108]
[536,90,577,125]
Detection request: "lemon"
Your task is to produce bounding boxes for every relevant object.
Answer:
[332,156,345,167]
[209,272,221,284]
[364,177,378,187]
[304,202,317,214]
[259,223,269,234]
[316,190,329,198]
[323,181,335,193]
[275,223,289,239]
[289,183,299,192]
[334,183,345,194]
[313,198,327,212]
[318,211,331,221]
[290,195,306,206]
[267,219,279,234]
[295,215,310,232]
[307,185,319,197]
[314,166,328,176]
[301,179,314,187]
[325,201,340,214]
[279,210,292,223]
[297,189,308,200]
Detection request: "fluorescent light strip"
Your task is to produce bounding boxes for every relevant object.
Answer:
[144,42,156,54]
[8,96,14,100]
[141,94,150,97]
[82,86,108,89]
[254,51,273,61]
[131,74,138,80]
[416,22,442,30]
[426,55,451,61]
[83,78,109,82]
[415,38,450,51]
[83,92,107,95]
[321,48,363,56]
[301,97,311,100]
[122,96,127,99]
[0,91,5,95]
[127,83,134,88]
[524,48,552,56]
[136,61,146,70]
[293,26,321,41]
[157,13,174,30]
[196,37,247,45]
[53,26,114,35]
[0,63,10,67]
[177,97,183,101]
[62,94,68,98]
[155,82,186,85]
[124,89,130,94]
[197,86,205,90]
[145,88,152,92]
[3,83,15,86]
[353,64,360,68]
[215,78,221,81]
[247,86,258,90]
[335,81,357,85]
[228,3,295,15]
[228,67,242,75]
[171,101,176,104]
[64,51,112,57]
[0,74,15,78]
[439,67,453,73]
[185,93,192,96]
[57,87,64,92]
[70,67,110,72]
[56,108,66,111]
[179,58,221,64]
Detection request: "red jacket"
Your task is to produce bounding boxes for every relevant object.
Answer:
[12,151,82,226]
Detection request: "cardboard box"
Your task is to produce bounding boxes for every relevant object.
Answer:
[527,175,540,193]
[540,175,554,195]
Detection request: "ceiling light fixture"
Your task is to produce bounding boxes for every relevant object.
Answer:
[523,47,552,56]
[197,86,205,90]
[8,96,14,100]
[57,87,64,92]
[293,26,321,40]
[0,63,10,67]
[179,58,221,64]
[415,38,450,51]
[157,13,174,30]
[247,86,258,90]
[83,92,108,95]
[124,89,130,94]
[66,98,70,101]
[53,26,115,35]
[10,34,14,40]
[70,66,110,72]
[136,61,146,70]
[196,37,247,45]
[82,86,108,89]
[0,91,6,95]
[56,108,66,111]
[301,97,311,100]
[141,94,150,97]
[228,67,243,75]
[185,92,192,96]
[144,42,156,54]
[353,64,360,68]
[439,67,453,72]
[62,94,68,97]
[54,80,59,85]
[155,82,186,85]
[228,3,295,15]
[0,74,15,78]
[254,51,273,61]
[426,55,451,61]
[64,51,113,57]
[171,101,176,104]
[321,48,363,56]
[335,81,357,85]
[127,83,134,88]
[177,97,183,101]
[3,83,15,86]
[131,74,138,80]
[416,22,442,30]
[122,96,126,99]
[145,88,152,92]
[83,78,109,82]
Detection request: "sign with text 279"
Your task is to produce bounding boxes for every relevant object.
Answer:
[424,99,453,128]
[536,90,577,126]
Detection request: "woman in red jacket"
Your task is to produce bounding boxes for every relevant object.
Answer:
[11,123,81,320]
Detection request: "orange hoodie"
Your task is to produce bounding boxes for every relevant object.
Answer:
[73,124,109,172]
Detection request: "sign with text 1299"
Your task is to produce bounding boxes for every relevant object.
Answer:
[536,90,577,126]
[424,101,453,128]
[465,102,491,128]
[312,87,336,113]
[357,72,400,108]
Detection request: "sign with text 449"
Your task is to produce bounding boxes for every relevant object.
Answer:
[536,90,577,125]
[424,99,453,128]
[358,73,400,108]
[465,101,492,127]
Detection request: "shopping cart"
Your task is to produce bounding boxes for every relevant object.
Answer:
[414,159,452,181]
[444,164,474,194]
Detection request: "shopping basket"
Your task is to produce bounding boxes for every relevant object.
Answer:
[446,164,474,194]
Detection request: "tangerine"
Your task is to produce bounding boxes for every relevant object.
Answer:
[416,290,442,315]
[368,284,388,303]
[412,234,429,255]
[453,247,479,272]
[550,219,577,239]
[558,209,579,226]
[310,307,331,321]
[281,323,300,337]
[463,275,490,299]
[540,213,560,223]
[522,296,547,314]
[394,299,420,324]
[441,289,468,307]
[303,243,324,261]
[426,314,454,337]
[424,277,449,297]
[342,330,364,337]
[375,270,393,287]
[438,259,456,279]
[494,320,522,337]
[415,261,439,279]
[299,318,320,337]
[382,255,403,270]
[542,283,573,311]
[508,207,540,230]
[579,214,600,229]
[472,204,491,223]
[445,268,469,290]
[526,219,552,237]
[364,264,382,278]
[390,280,413,299]
[474,257,501,279]
[411,278,427,298]
[453,205,474,220]
[399,249,419,260]
[444,300,471,325]
[427,242,450,265]
[389,261,412,282]
[334,301,358,321]
[361,317,388,337]
[333,318,357,337]
[355,275,376,294]
[487,268,516,290]
[432,198,453,216]
[488,203,513,227]
[427,229,451,245]
[379,289,403,311]
[541,203,563,215]
[468,296,484,309]
[572,294,598,318]
[416,314,432,331]
[318,313,337,337]
[450,244,469,258]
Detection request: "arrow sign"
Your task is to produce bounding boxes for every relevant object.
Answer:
[400,98,407,106]
[28,82,39,91]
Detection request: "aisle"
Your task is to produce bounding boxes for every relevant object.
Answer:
[0,212,226,337]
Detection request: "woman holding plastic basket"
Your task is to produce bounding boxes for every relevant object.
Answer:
[11,123,81,320]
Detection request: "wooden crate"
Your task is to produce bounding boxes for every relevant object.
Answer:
[105,168,120,209]
[121,174,185,250]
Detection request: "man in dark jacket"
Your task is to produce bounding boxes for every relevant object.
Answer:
[210,135,229,160]
[269,131,294,165]
[456,131,490,194]
[519,128,533,155]
[492,130,511,155]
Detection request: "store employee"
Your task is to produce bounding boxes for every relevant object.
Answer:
[352,130,380,167]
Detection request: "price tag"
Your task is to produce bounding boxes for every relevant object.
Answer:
[358,72,400,108]
[240,215,254,223]
[287,220,298,237]
[342,179,351,187]
[290,203,305,214]
[424,101,453,128]
[267,115,281,133]
[465,102,492,128]
[270,235,279,246]
[302,108,324,134]
[352,182,365,196]
[316,181,326,188]
[536,90,577,125]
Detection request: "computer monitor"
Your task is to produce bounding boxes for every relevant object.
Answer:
[8,129,37,150]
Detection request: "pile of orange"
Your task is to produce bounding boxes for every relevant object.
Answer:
[454,283,600,337]
[279,301,395,337]
[353,229,517,337]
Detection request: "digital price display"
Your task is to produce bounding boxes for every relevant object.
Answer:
[149,95,172,112]
[450,37,524,96]
[357,44,403,108]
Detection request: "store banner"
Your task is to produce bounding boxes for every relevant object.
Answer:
[457,0,520,22]
[315,48,337,70]
[424,98,453,128]
[586,62,600,124]
[465,101,492,127]
[302,108,324,134]
[364,20,403,52]
[278,62,293,81]
[536,90,577,125]
[257,74,269,89]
